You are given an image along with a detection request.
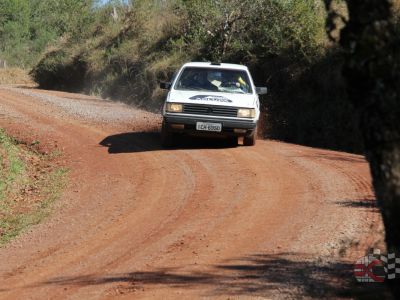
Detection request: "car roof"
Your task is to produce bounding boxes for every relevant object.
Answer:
[182,62,249,71]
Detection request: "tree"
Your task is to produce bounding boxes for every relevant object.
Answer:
[0,0,95,67]
[326,0,400,294]
[0,0,30,66]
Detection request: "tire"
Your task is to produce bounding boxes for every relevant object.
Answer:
[243,127,257,146]
[161,121,174,147]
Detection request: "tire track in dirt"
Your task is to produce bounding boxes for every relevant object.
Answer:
[0,87,384,299]
[269,144,381,260]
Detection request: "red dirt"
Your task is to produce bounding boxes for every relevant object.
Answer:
[0,87,384,299]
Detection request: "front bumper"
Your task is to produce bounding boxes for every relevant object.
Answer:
[163,113,257,137]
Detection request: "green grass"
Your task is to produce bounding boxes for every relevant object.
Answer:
[0,131,24,201]
[0,130,67,245]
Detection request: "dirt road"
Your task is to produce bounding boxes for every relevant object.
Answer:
[0,87,383,299]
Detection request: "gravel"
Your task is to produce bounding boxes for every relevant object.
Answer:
[7,87,161,126]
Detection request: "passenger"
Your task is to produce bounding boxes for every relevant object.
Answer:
[238,76,250,93]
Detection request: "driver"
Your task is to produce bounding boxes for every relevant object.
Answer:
[192,71,218,91]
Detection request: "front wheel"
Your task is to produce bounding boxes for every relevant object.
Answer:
[243,127,257,146]
[161,121,174,147]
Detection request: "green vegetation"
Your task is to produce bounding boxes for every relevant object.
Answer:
[0,0,94,68]
[31,0,327,105]
[1,0,363,152]
[0,130,67,244]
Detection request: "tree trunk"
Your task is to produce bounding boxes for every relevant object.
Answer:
[339,0,400,293]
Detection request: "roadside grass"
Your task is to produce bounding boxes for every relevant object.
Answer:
[0,129,67,245]
[0,68,34,85]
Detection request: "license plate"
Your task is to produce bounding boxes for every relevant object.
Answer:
[196,122,222,132]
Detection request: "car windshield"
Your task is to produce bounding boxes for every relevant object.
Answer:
[174,67,253,94]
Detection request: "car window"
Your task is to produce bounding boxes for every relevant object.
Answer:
[174,67,253,94]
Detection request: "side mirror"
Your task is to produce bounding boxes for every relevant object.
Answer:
[256,87,268,95]
[160,82,172,90]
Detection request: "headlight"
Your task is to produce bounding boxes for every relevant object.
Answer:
[166,103,183,113]
[237,108,256,118]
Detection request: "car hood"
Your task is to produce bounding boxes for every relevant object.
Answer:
[168,90,256,108]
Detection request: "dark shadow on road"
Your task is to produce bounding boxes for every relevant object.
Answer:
[99,132,238,154]
[26,253,390,298]
[336,198,379,212]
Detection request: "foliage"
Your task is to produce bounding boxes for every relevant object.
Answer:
[178,0,326,62]
[31,0,327,104]
[0,0,94,68]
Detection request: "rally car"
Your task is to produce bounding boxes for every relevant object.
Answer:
[160,62,267,146]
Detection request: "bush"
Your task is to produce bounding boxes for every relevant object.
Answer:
[0,68,33,85]
[0,0,94,68]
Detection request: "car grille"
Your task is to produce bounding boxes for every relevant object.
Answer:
[182,104,238,117]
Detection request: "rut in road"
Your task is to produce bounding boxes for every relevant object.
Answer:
[0,87,383,299]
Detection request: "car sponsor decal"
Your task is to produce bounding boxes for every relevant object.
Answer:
[189,95,233,103]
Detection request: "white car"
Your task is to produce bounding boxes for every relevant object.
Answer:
[160,62,267,146]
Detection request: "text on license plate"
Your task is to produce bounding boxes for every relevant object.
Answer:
[196,122,222,132]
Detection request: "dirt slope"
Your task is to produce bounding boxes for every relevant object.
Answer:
[0,87,383,299]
